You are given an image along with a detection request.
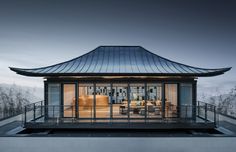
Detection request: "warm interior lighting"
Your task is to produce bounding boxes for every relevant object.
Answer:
[78,95,108,108]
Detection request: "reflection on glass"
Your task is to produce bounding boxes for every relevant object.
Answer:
[48,83,61,117]
[180,83,192,118]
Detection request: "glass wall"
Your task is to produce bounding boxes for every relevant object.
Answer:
[112,83,128,120]
[165,84,177,118]
[78,83,94,119]
[147,83,162,118]
[95,83,111,120]
[47,81,195,122]
[63,84,75,117]
[48,83,61,117]
[180,83,193,118]
[129,83,145,121]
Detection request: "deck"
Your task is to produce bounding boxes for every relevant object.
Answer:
[23,101,217,129]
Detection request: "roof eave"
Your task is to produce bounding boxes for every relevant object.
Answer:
[9,67,231,77]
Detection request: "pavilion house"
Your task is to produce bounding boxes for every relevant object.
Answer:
[10,46,231,129]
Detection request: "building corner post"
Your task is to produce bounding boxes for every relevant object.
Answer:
[192,80,197,121]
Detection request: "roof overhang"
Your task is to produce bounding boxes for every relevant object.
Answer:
[9,46,232,78]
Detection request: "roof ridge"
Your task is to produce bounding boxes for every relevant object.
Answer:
[99,45,142,48]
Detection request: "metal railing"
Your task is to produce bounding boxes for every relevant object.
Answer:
[23,101,217,125]
[0,107,24,120]
[197,101,218,126]
[23,100,44,124]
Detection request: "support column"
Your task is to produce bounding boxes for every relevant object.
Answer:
[177,83,181,118]
[60,83,64,118]
[192,80,197,121]
[44,81,48,120]
[144,82,147,123]
[75,82,79,118]
[127,83,130,123]
[110,83,113,123]
[115,86,118,103]
[93,83,96,122]
[161,83,165,118]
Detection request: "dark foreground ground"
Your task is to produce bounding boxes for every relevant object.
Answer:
[1,120,236,152]
[0,120,236,137]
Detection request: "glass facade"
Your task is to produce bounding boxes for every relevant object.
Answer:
[46,81,195,122]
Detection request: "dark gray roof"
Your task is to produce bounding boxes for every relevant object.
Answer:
[10,46,231,77]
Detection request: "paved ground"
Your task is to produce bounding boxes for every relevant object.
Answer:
[1,137,236,152]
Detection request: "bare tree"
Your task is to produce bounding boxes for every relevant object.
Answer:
[0,84,32,119]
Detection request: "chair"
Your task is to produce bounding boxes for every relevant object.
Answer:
[148,105,155,113]
[119,105,127,115]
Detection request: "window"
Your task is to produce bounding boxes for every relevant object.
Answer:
[48,83,61,117]
[180,83,192,118]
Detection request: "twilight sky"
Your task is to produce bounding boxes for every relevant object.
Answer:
[0,0,235,94]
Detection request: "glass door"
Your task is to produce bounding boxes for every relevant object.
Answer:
[180,83,192,118]
[78,83,94,122]
[95,83,111,122]
[63,84,75,117]
[48,83,61,118]
[165,84,178,118]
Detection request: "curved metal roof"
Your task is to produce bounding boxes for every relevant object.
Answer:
[10,46,231,77]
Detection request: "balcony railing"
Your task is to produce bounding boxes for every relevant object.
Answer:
[197,101,218,126]
[23,100,44,123]
[23,101,218,126]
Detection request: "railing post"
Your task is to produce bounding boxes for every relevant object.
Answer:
[197,101,200,117]
[53,106,55,118]
[127,83,130,124]
[72,105,73,118]
[205,103,207,122]
[214,106,216,126]
[40,101,43,117]
[185,105,187,119]
[144,82,147,124]
[24,106,27,124]
[33,103,36,121]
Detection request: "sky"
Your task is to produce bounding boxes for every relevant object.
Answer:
[0,0,235,95]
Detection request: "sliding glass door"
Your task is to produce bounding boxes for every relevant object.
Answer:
[180,83,192,118]
[147,83,162,119]
[165,84,178,118]
[63,84,75,117]
[129,83,145,122]
[47,83,61,118]
[112,83,128,121]
[95,83,111,121]
[78,83,94,120]
[46,81,194,123]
